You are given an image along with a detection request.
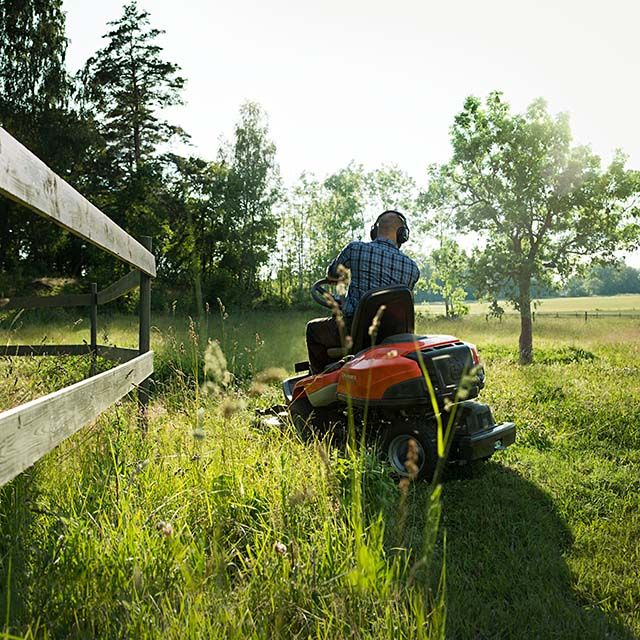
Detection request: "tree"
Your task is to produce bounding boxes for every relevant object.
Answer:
[306,164,366,279]
[428,238,469,317]
[223,102,281,302]
[564,260,640,296]
[79,1,186,178]
[162,155,228,317]
[286,174,318,300]
[0,0,92,281]
[78,1,187,285]
[424,92,640,363]
[366,165,418,219]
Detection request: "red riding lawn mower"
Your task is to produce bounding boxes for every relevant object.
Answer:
[278,279,516,481]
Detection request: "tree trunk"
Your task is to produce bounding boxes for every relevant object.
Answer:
[518,274,533,364]
[185,205,204,322]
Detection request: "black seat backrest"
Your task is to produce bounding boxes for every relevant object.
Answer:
[350,286,415,353]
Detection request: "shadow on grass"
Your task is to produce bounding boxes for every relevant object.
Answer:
[396,461,635,640]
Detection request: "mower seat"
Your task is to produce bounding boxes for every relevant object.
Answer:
[326,285,415,359]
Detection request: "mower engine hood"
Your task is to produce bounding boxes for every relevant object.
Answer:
[336,334,480,407]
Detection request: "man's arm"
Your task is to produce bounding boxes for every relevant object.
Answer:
[409,262,420,289]
[327,243,352,279]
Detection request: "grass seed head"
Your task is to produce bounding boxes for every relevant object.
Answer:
[132,565,143,592]
[188,317,199,346]
[249,381,268,397]
[220,396,246,418]
[255,367,288,384]
[203,340,232,394]
[156,521,174,537]
[368,305,387,338]
[216,297,228,319]
[404,437,420,480]
[335,265,351,296]
[290,486,314,506]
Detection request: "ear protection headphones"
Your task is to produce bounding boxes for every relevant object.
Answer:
[370,210,410,246]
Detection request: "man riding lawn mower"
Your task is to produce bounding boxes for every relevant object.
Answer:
[279,211,516,481]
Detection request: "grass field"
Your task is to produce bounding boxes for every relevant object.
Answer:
[419,293,640,316]
[1,308,639,638]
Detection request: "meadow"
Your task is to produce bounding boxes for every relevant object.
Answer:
[419,293,640,316]
[0,307,639,638]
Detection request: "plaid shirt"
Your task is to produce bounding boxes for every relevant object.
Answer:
[327,237,420,317]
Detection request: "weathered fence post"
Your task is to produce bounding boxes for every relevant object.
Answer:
[584,311,588,323]
[90,282,98,376]
[138,236,152,429]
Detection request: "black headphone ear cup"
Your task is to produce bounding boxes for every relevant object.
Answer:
[397,226,409,245]
[370,225,377,241]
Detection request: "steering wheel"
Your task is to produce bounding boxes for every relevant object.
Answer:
[311,278,340,309]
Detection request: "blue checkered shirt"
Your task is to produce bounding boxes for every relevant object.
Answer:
[327,238,420,317]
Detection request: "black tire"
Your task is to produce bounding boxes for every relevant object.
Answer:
[380,421,438,482]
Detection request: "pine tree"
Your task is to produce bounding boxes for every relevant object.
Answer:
[77,1,188,284]
[80,1,186,178]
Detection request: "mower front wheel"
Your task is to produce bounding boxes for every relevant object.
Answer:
[381,422,437,482]
[289,395,341,441]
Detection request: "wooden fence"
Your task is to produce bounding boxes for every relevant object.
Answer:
[0,126,156,487]
[484,310,640,321]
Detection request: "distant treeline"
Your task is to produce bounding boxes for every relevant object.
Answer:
[416,261,640,303]
[1,0,639,343]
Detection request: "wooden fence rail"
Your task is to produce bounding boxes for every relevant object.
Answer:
[0,128,155,276]
[0,126,155,488]
[0,352,153,487]
[0,344,140,363]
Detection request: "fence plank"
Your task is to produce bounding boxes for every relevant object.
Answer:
[0,128,156,276]
[0,351,153,487]
[0,292,91,311]
[0,344,92,357]
[0,344,139,363]
[97,271,139,305]
[97,346,139,363]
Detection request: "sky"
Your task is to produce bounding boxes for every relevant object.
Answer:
[62,0,640,264]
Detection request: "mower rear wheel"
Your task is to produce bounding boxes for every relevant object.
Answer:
[381,422,437,482]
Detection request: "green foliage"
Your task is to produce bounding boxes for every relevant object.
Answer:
[79,1,186,176]
[365,165,418,214]
[564,261,640,296]
[221,102,282,303]
[427,239,469,317]
[0,0,93,280]
[309,163,367,278]
[161,155,229,315]
[423,91,640,363]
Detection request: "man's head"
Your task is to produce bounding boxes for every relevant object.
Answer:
[370,210,410,246]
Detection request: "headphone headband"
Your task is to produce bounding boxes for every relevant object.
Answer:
[370,210,410,245]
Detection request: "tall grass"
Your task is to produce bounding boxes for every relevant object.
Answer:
[0,312,448,639]
[0,309,638,638]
